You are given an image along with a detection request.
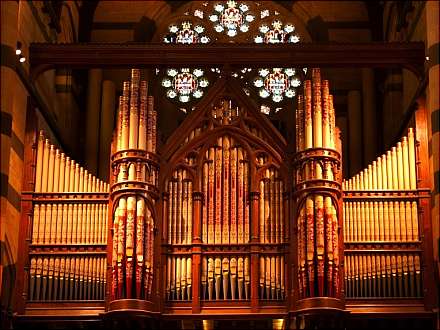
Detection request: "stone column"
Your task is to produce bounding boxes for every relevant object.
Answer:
[347,90,363,176]
[85,69,102,176]
[382,69,403,147]
[362,68,377,165]
[335,116,349,179]
[1,0,18,296]
[1,1,29,322]
[98,80,115,180]
[426,0,439,282]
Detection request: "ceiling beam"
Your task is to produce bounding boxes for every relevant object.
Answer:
[29,42,425,80]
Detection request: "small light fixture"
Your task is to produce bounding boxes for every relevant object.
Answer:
[425,56,430,61]
[19,55,26,63]
[15,41,22,55]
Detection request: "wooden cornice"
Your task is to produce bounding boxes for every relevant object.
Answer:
[29,42,425,80]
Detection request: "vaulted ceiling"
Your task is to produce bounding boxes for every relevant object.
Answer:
[78,1,383,43]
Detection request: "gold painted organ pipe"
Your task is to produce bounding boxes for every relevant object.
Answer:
[260,179,265,243]
[408,128,417,189]
[182,173,188,245]
[175,257,181,299]
[215,140,222,244]
[403,254,410,297]
[304,80,313,151]
[170,179,175,245]
[408,254,415,297]
[188,181,193,244]
[34,131,45,192]
[298,205,306,297]
[265,171,271,244]
[270,256,276,299]
[136,197,145,298]
[201,257,207,300]
[186,258,192,300]
[41,139,50,192]
[181,257,186,300]
[315,194,325,296]
[230,147,237,244]
[230,258,237,300]
[202,163,208,243]
[138,81,148,150]
[120,81,130,151]
[244,256,250,300]
[128,69,139,149]
[306,196,315,296]
[112,205,119,299]
[208,149,215,244]
[237,257,244,300]
[222,137,230,244]
[297,94,304,152]
[222,258,229,299]
[214,258,221,300]
[237,149,244,244]
[259,256,265,298]
[265,256,270,299]
[244,161,250,243]
[170,256,175,299]
[177,170,182,244]
[325,196,334,296]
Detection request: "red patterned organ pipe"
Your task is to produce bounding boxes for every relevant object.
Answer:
[110,69,158,302]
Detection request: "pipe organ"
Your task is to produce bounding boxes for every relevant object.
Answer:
[14,68,437,328]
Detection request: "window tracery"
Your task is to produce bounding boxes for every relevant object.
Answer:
[160,1,305,113]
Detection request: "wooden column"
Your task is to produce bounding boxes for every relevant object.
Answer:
[99,80,115,181]
[426,0,439,285]
[192,191,203,313]
[14,106,37,314]
[85,69,102,175]
[362,68,377,165]
[414,98,437,310]
[250,191,260,312]
[192,192,203,244]
[348,90,363,176]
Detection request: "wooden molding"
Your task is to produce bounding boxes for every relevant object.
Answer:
[29,42,425,81]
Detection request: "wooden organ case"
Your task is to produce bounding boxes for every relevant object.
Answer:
[12,69,438,329]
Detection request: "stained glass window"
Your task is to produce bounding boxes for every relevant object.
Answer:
[254,20,300,44]
[253,68,300,103]
[163,21,210,44]
[161,1,305,110]
[208,0,255,37]
[162,68,209,103]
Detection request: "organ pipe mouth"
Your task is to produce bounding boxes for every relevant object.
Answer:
[273,319,285,330]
